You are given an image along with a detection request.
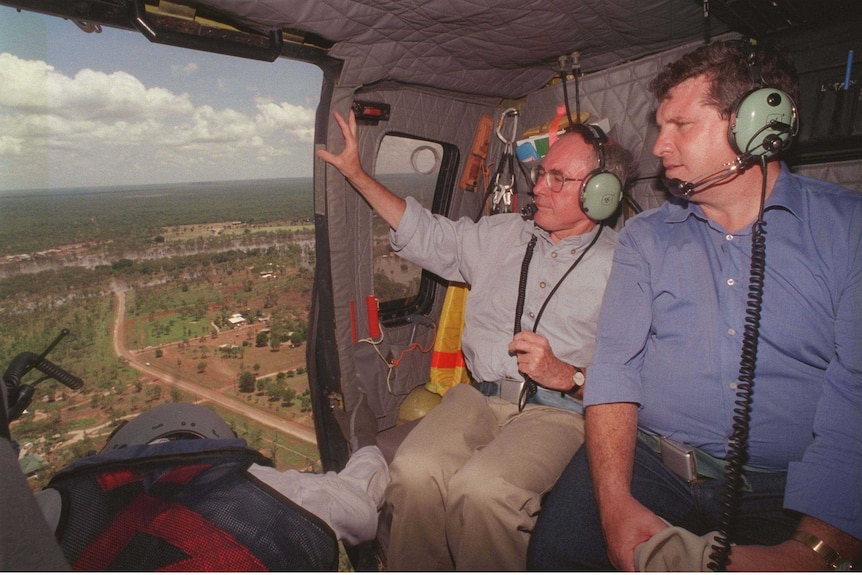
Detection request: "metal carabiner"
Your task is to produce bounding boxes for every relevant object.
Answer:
[495,108,520,148]
[491,175,515,213]
[488,108,520,215]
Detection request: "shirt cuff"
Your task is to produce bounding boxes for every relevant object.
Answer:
[785,460,862,540]
[583,362,643,408]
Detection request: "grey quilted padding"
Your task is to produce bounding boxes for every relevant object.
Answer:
[198,0,725,99]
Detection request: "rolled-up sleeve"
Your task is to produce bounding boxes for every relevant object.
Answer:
[584,221,653,409]
[390,197,466,283]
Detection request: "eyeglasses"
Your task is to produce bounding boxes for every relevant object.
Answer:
[530,165,584,193]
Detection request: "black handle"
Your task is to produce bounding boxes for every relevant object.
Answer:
[130,0,284,62]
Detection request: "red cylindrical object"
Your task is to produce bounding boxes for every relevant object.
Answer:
[366,295,381,339]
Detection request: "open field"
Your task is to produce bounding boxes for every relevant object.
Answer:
[160,220,314,243]
[2,179,322,489]
[0,177,314,259]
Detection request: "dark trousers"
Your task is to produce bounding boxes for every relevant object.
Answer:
[527,440,798,571]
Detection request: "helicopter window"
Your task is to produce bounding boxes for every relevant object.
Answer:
[0,8,324,475]
[373,134,458,322]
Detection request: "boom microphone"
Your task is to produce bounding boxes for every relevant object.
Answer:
[662,155,753,199]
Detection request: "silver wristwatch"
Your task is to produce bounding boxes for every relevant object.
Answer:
[565,366,585,397]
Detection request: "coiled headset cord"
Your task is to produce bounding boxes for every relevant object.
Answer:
[513,226,603,410]
[708,156,769,571]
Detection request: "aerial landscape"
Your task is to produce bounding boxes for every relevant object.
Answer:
[1,177,322,489]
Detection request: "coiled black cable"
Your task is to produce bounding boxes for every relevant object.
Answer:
[514,236,538,335]
[514,235,538,408]
[3,351,83,392]
[513,227,603,410]
[3,351,84,424]
[708,156,769,571]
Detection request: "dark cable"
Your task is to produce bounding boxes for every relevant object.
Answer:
[622,190,644,215]
[513,226,604,409]
[560,58,583,127]
[708,155,769,571]
[561,70,575,127]
[513,236,537,336]
[574,63,582,125]
[513,235,538,409]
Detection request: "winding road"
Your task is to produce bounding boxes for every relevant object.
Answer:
[111,289,317,445]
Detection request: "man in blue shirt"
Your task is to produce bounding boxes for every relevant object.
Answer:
[529,39,861,571]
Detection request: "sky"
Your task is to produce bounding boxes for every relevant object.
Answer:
[0,6,323,191]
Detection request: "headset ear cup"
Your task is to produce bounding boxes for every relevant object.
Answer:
[581,170,622,221]
[730,87,798,157]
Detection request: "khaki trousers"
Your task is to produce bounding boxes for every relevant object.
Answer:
[385,384,584,571]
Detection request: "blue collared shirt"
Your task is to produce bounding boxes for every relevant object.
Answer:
[586,165,862,538]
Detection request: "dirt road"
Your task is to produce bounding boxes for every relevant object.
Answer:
[112,289,317,445]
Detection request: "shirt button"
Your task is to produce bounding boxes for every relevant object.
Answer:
[727,278,735,286]
[727,328,736,336]
[528,312,535,318]
[539,281,547,288]
[551,252,558,258]
[726,234,734,241]
[730,382,738,389]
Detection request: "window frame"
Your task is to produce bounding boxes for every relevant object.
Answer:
[372,131,460,325]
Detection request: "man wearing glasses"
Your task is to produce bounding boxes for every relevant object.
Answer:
[317,111,636,570]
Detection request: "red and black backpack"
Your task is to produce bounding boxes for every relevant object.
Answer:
[43,438,338,571]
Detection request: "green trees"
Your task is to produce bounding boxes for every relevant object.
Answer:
[238,370,256,394]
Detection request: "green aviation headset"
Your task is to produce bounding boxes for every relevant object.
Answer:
[729,41,799,159]
[565,123,623,221]
[730,87,798,158]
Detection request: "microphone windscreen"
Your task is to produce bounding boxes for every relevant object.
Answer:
[661,178,694,198]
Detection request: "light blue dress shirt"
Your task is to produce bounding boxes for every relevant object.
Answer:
[392,197,618,388]
[586,165,862,539]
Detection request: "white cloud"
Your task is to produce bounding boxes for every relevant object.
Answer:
[0,53,317,190]
[255,101,316,142]
[0,53,194,121]
[0,135,23,155]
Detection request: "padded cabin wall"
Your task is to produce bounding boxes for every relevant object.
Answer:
[503,40,707,224]
[321,41,861,430]
[322,85,495,429]
[793,161,862,193]
[498,37,862,224]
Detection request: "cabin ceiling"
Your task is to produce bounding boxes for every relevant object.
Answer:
[3,0,859,99]
[200,0,725,98]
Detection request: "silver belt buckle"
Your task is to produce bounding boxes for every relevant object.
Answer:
[659,436,698,483]
[498,377,525,406]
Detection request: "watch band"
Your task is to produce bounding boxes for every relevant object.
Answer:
[564,366,585,398]
[790,530,853,571]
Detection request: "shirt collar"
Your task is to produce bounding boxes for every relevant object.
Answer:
[532,221,602,248]
[663,163,802,225]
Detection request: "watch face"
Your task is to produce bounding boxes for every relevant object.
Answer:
[573,370,585,387]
